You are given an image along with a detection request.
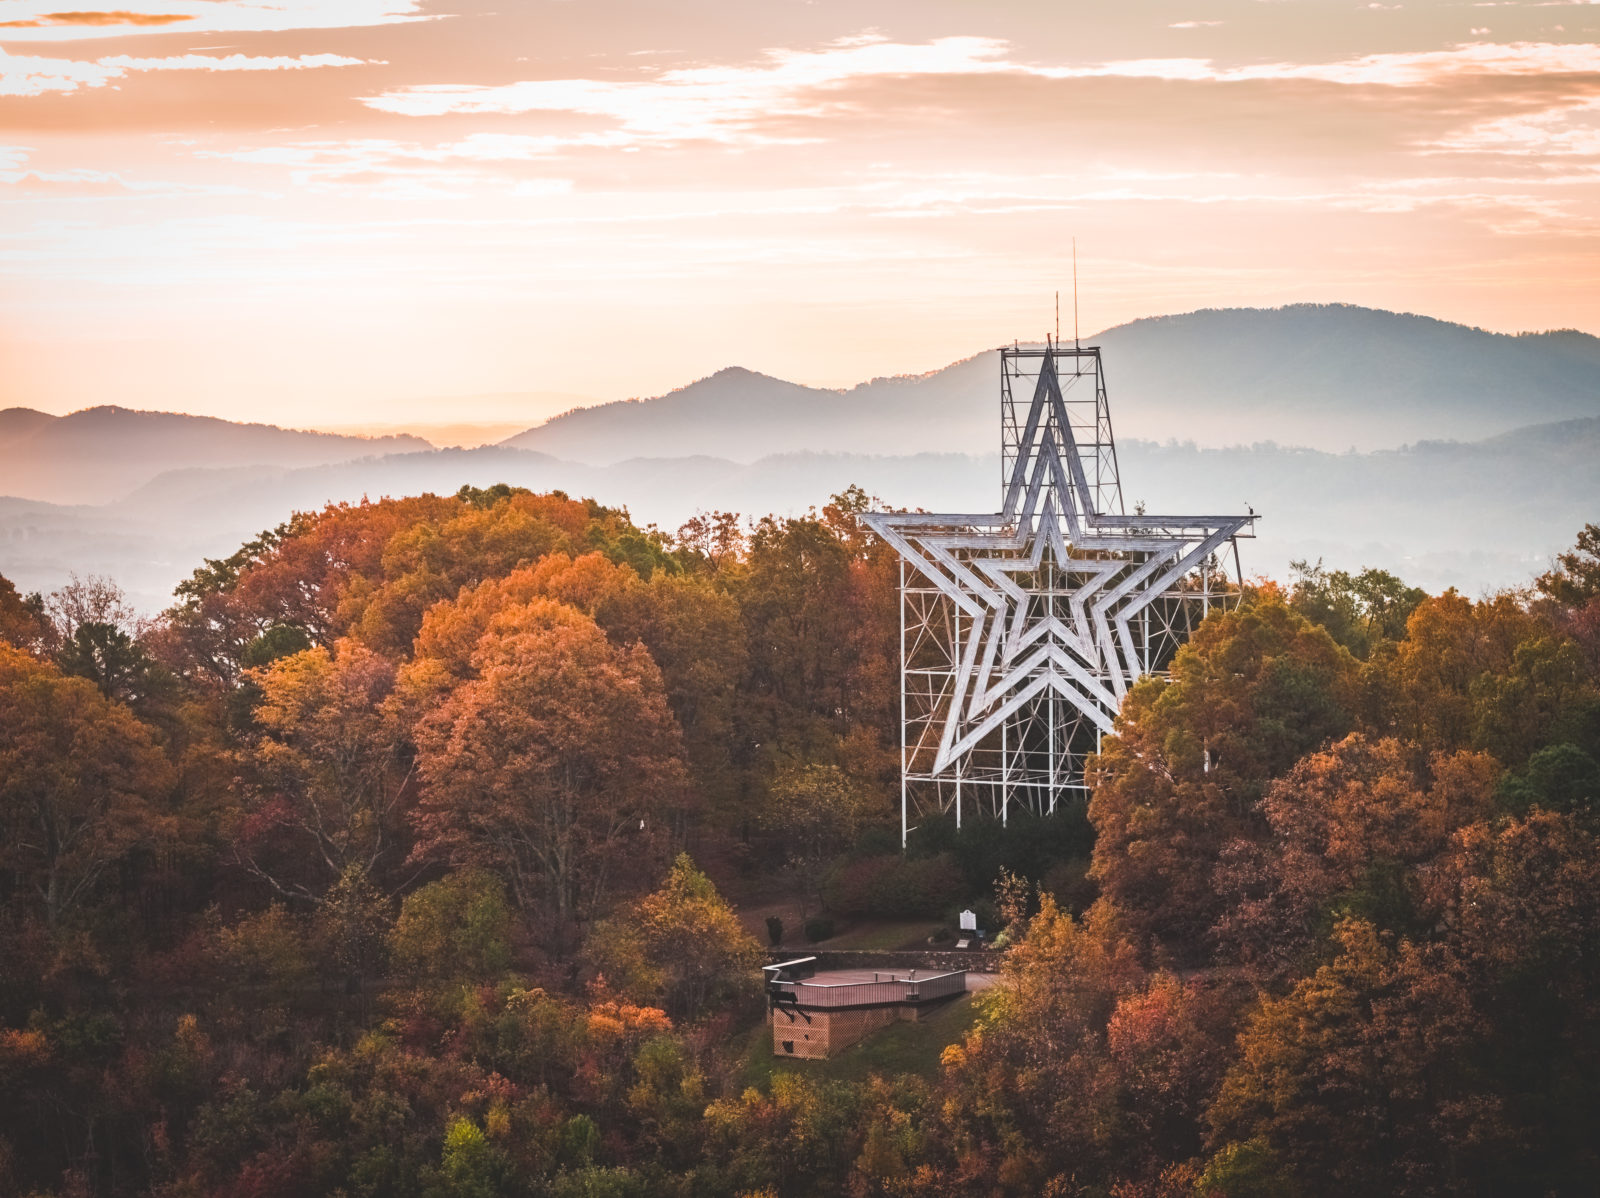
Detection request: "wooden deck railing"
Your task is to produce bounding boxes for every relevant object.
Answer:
[770,969,967,1010]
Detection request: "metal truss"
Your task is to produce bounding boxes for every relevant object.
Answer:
[863,342,1256,844]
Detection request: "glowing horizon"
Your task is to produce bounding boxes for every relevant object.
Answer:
[3,0,1598,428]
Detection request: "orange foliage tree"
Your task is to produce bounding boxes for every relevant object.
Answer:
[1205,918,1494,1196]
[1213,734,1498,976]
[1373,590,1595,766]
[0,572,49,654]
[1087,592,1360,950]
[409,602,688,922]
[236,638,414,902]
[0,644,172,927]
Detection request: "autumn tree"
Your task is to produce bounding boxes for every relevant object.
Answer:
[1205,918,1495,1197]
[410,602,687,923]
[1087,592,1360,950]
[202,902,314,1009]
[347,492,620,656]
[739,490,898,776]
[161,515,313,689]
[632,572,748,822]
[236,638,414,902]
[0,644,171,927]
[159,492,638,682]
[1419,811,1600,1194]
[583,853,761,1019]
[408,552,745,820]
[389,869,515,983]
[935,897,1147,1189]
[1288,558,1426,660]
[222,496,458,648]
[1373,590,1596,766]
[760,762,882,918]
[1536,522,1600,609]
[44,572,143,643]
[0,573,48,653]
[1213,734,1498,976]
[673,509,746,577]
[1101,973,1239,1180]
[703,1071,866,1196]
[1536,523,1600,675]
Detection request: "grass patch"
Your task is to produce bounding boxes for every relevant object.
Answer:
[734,992,982,1090]
[822,920,945,951]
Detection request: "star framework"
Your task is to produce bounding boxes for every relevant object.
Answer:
[863,341,1255,840]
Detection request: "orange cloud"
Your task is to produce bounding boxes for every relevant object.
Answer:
[0,0,429,41]
[0,11,193,27]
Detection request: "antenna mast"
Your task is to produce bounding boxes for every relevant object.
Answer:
[1073,238,1080,350]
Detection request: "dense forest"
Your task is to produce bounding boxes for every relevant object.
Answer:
[1,484,1597,1198]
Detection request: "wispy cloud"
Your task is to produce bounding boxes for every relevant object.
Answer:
[0,49,375,97]
[3,10,1599,418]
[363,36,1600,146]
[1428,94,1600,157]
[201,135,582,195]
[364,35,1020,135]
[215,133,614,168]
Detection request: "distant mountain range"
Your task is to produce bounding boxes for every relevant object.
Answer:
[1,304,1595,609]
[0,406,430,506]
[501,304,1600,461]
[3,418,1595,613]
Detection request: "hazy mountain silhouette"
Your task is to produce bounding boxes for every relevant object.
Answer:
[0,406,432,505]
[3,417,1595,613]
[3,303,1596,611]
[6,304,1595,509]
[500,358,997,465]
[502,305,1600,461]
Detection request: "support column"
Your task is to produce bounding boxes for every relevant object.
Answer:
[899,558,908,851]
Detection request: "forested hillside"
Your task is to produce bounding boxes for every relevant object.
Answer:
[1,487,1597,1197]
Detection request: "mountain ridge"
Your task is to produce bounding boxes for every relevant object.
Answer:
[501,304,1600,463]
[0,406,435,505]
[8,304,1597,507]
[3,303,1596,609]
[3,414,1594,614]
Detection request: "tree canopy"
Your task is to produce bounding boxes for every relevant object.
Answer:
[2,499,1598,1198]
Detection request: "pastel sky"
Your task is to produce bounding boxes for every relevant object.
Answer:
[2,0,1598,428]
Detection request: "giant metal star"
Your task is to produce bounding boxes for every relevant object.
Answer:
[863,347,1253,775]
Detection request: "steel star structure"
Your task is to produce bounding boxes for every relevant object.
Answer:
[862,342,1255,844]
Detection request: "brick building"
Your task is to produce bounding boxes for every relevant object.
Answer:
[764,958,968,1060]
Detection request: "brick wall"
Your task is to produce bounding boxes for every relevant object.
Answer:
[771,1005,901,1060]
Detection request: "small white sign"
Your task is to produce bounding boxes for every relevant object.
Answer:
[959,909,977,932]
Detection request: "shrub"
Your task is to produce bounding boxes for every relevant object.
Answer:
[1042,857,1097,915]
[765,915,784,946]
[822,852,965,918]
[389,870,513,982]
[803,917,835,943]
